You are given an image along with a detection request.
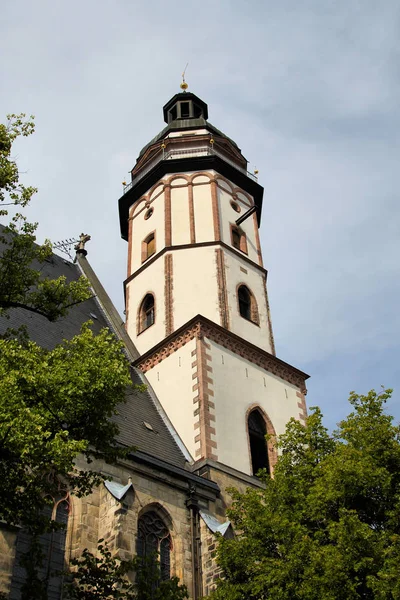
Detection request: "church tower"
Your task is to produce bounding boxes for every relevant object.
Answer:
[119,84,309,476]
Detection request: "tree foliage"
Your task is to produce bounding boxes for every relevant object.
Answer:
[0,113,133,533]
[0,323,132,529]
[65,540,189,600]
[0,114,92,321]
[210,389,400,600]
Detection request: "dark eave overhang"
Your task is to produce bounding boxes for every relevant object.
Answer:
[118,154,264,240]
[125,449,220,500]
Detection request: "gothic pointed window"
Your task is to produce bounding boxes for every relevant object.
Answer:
[10,495,70,600]
[139,294,155,333]
[137,511,172,581]
[237,285,259,325]
[248,409,270,475]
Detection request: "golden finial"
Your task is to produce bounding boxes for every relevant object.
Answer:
[180,63,189,91]
[254,167,259,176]
[210,136,215,145]
[161,141,166,149]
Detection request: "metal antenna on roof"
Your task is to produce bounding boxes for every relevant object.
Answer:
[53,233,91,262]
[53,237,80,261]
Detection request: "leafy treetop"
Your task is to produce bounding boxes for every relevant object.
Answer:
[0,113,92,321]
[210,389,400,600]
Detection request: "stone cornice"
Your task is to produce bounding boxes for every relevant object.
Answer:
[133,315,309,393]
[124,240,268,290]
[118,154,264,240]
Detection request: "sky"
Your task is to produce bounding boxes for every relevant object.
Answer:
[1,0,399,430]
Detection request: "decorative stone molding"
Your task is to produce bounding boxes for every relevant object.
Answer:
[134,315,308,393]
[262,275,276,356]
[169,173,191,185]
[190,172,213,183]
[192,338,218,461]
[164,185,172,246]
[164,254,174,336]
[211,180,221,241]
[127,216,133,277]
[253,211,263,267]
[232,186,253,206]
[215,249,229,330]
[188,183,196,244]
[296,390,308,424]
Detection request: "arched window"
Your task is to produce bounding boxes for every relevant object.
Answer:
[238,285,251,320]
[138,294,155,333]
[230,225,247,254]
[137,511,172,581]
[232,228,241,250]
[10,496,70,600]
[238,285,259,324]
[142,232,156,262]
[248,409,270,475]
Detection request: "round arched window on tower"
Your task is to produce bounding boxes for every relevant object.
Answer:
[230,200,241,213]
[144,207,154,220]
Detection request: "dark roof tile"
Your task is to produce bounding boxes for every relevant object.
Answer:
[0,234,187,469]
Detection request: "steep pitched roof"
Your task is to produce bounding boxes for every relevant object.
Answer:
[0,233,188,469]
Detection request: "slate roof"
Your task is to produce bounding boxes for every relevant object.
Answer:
[0,251,110,348]
[138,119,241,160]
[0,235,188,469]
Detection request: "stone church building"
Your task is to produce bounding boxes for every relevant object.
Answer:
[0,86,309,598]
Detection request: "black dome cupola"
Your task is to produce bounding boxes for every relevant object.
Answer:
[163,92,208,124]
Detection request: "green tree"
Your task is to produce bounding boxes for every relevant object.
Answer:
[0,114,92,321]
[210,389,400,600]
[0,113,135,595]
[0,324,132,528]
[65,540,188,600]
[0,113,132,529]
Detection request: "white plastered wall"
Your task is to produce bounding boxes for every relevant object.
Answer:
[125,256,165,354]
[172,246,220,331]
[192,180,214,242]
[208,339,300,474]
[129,189,165,275]
[223,250,272,353]
[145,339,197,459]
[218,183,259,265]
[171,184,190,246]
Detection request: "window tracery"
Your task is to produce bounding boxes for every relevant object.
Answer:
[137,511,171,581]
